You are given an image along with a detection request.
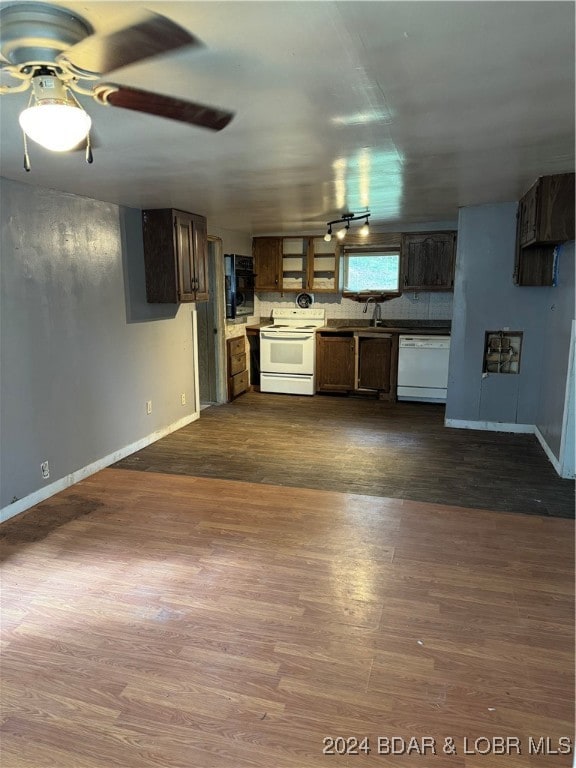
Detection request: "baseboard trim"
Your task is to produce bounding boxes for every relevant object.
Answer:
[445,418,572,479]
[444,419,535,434]
[0,412,200,525]
[534,426,565,477]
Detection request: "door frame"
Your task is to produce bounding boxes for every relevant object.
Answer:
[207,235,228,404]
[559,319,575,478]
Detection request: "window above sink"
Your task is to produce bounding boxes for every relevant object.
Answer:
[342,247,402,301]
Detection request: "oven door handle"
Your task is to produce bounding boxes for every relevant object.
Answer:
[260,332,315,341]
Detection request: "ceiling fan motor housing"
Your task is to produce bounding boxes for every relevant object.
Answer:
[0,2,92,68]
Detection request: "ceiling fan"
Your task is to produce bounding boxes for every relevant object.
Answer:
[0,2,235,168]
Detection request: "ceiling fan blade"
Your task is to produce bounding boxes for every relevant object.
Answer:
[58,14,201,77]
[97,84,234,132]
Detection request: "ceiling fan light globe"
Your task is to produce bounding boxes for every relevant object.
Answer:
[359,223,370,236]
[323,232,332,242]
[19,104,91,152]
[336,228,346,240]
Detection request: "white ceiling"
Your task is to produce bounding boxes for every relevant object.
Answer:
[0,1,574,234]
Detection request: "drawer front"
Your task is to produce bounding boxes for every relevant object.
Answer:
[228,336,245,357]
[230,370,249,398]
[229,351,246,376]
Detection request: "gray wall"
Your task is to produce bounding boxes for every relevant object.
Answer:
[535,241,575,459]
[446,202,553,425]
[0,178,197,511]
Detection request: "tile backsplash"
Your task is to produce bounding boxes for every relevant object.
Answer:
[255,292,453,321]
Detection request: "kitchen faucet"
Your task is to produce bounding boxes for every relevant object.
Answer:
[363,296,382,327]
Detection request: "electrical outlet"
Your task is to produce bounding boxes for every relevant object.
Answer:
[40,460,50,480]
[181,393,186,406]
[146,400,152,415]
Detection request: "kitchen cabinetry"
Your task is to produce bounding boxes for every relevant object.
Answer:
[514,173,575,286]
[142,209,208,303]
[316,334,356,391]
[401,231,457,291]
[357,335,396,394]
[307,237,340,293]
[253,236,340,294]
[227,335,249,400]
[316,331,397,399]
[281,237,307,291]
[253,237,282,290]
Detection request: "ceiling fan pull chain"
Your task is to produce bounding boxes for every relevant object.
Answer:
[66,87,93,163]
[85,132,93,164]
[22,130,31,172]
[22,90,33,171]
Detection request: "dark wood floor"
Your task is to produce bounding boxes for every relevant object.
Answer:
[1,470,574,767]
[115,393,575,518]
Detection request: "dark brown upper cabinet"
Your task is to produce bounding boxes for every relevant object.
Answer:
[253,237,283,291]
[514,173,575,286]
[401,231,457,291]
[253,236,341,294]
[142,208,208,303]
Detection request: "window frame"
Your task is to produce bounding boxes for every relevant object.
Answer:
[341,246,403,301]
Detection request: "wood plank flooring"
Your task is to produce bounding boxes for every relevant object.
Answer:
[115,393,575,518]
[1,470,574,767]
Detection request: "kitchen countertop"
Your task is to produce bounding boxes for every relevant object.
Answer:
[246,320,451,335]
[317,325,451,335]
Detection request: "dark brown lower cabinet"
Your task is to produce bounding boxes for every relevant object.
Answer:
[357,336,393,393]
[316,334,356,391]
[227,336,249,400]
[316,332,397,399]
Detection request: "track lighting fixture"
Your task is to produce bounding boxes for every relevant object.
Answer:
[324,211,370,242]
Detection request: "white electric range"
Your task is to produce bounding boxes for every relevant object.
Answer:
[260,308,326,395]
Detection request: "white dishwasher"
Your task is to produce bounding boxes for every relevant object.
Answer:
[397,335,451,403]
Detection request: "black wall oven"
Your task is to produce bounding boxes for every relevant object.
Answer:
[225,254,255,319]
